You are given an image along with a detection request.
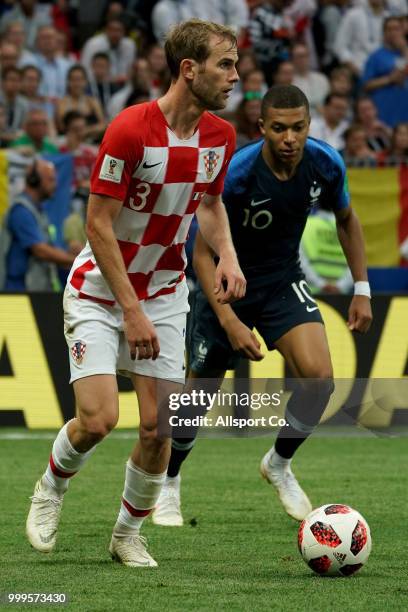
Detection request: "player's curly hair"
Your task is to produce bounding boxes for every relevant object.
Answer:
[165,19,237,80]
[261,85,310,118]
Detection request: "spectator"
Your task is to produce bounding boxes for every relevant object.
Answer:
[243,69,268,92]
[292,42,330,116]
[59,110,97,255]
[19,64,55,133]
[313,0,349,73]
[3,20,37,67]
[59,110,97,193]
[151,1,194,44]
[105,1,126,22]
[0,103,10,148]
[342,123,378,163]
[309,93,350,150]
[0,0,52,51]
[234,94,263,149]
[144,43,170,97]
[236,49,260,80]
[0,41,20,73]
[362,16,408,127]
[249,0,295,85]
[273,60,295,85]
[86,52,120,118]
[189,0,249,44]
[300,202,353,294]
[51,0,74,54]
[227,67,267,112]
[20,64,44,106]
[81,16,137,86]
[1,159,74,291]
[283,0,318,68]
[55,64,106,141]
[355,95,391,151]
[334,0,387,77]
[55,30,77,64]
[0,66,29,143]
[378,121,408,162]
[123,87,151,109]
[224,49,260,111]
[329,66,354,110]
[353,0,408,15]
[11,107,58,154]
[107,58,153,119]
[35,25,73,104]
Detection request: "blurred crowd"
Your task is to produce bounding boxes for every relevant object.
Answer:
[1,0,408,278]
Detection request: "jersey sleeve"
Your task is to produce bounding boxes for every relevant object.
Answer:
[8,205,44,249]
[330,152,350,211]
[206,124,236,197]
[90,112,143,201]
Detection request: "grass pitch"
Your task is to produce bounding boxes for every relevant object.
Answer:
[1,432,407,611]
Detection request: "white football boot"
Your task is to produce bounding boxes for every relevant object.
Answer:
[26,479,63,552]
[260,449,312,521]
[109,533,158,567]
[152,475,183,527]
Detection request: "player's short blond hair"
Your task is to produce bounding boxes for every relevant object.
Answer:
[165,19,237,79]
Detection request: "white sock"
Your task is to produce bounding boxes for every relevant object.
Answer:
[43,420,96,494]
[268,446,292,470]
[114,460,166,534]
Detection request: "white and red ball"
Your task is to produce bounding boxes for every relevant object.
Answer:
[298,504,372,577]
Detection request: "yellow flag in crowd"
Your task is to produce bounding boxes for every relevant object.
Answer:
[347,167,401,266]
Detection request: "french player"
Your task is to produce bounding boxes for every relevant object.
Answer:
[26,20,246,567]
[153,85,373,526]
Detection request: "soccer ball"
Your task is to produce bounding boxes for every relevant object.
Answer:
[298,504,372,577]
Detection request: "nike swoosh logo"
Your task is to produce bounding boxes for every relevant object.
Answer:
[250,198,271,207]
[39,532,56,544]
[306,306,319,312]
[143,161,161,169]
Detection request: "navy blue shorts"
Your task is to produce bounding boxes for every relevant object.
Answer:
[189,278,324,374]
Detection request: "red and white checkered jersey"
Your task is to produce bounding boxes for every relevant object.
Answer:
[67,100,236,304]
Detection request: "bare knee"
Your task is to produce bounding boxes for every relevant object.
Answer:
[301,360,333,381]
[84,417,117,441]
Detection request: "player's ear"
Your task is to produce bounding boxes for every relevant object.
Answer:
[258,117,266,136]
[180,58,197,81]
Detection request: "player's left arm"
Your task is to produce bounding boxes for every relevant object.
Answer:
[196,192,246,304]
[334,206,373,333]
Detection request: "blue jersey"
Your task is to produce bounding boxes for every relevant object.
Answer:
[223,137,350,287]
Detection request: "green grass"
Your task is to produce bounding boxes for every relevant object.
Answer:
[1,433,407,611]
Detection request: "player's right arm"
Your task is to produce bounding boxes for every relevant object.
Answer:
[86,194,159,360]
[193,230,263,361]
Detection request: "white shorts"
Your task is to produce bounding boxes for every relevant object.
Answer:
[63,281,189,384]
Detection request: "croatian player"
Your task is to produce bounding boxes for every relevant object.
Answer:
[26,20,246,567]
[153,85,372,526]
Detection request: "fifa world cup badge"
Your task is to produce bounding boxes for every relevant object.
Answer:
[109,159,118,175]
[204,150,220,180]
[71,340,86,365]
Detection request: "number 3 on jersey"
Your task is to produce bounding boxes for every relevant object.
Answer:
[292,280,319,313]
[129,182,151,211]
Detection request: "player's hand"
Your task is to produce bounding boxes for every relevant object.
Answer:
[223,319,264,361]
[214,254,246,304]
[347,295,372,333]
[123,307,160,360]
